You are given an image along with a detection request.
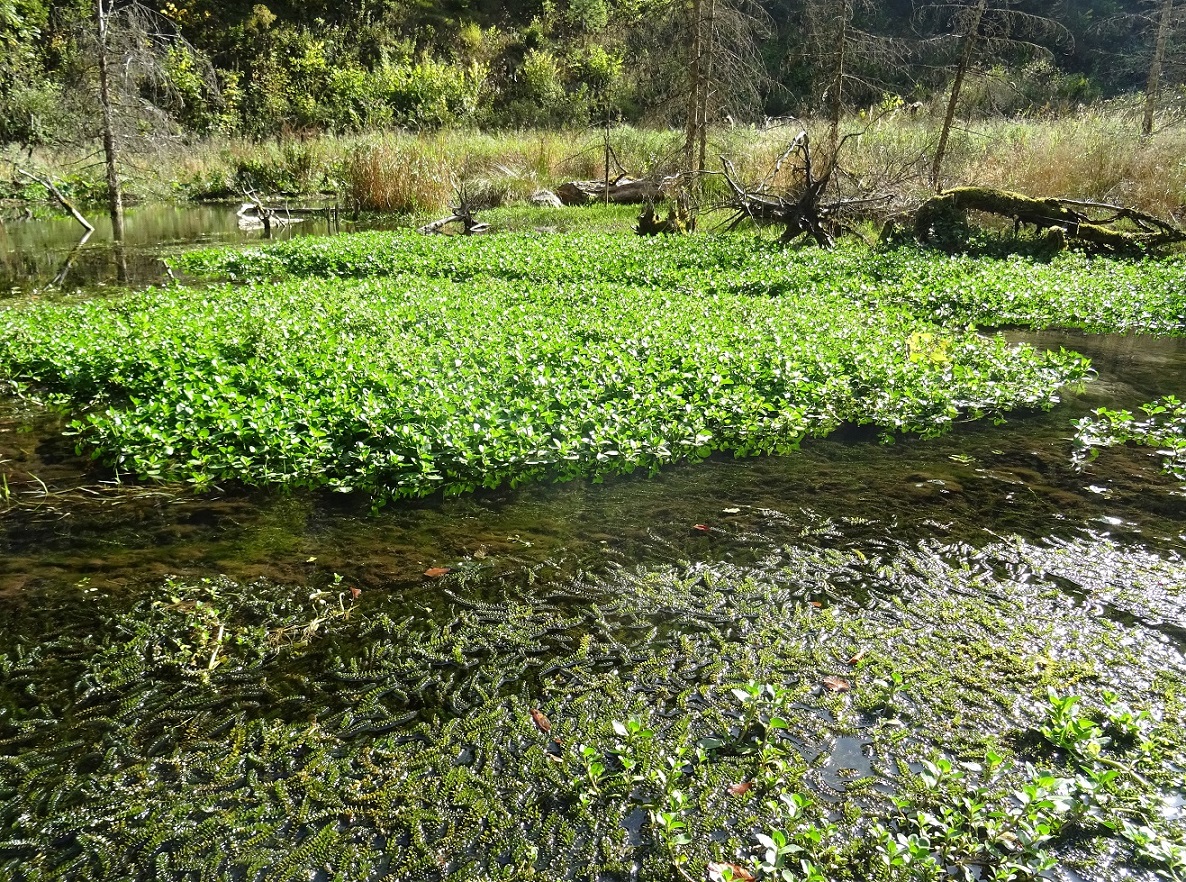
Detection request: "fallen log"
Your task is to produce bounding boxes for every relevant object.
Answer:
[915,187,1186,253]
[16,167,94,233]
[556,177,659,206]
[417,211,489,236]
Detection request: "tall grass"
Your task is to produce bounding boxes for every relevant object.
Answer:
[4,104,1185,220]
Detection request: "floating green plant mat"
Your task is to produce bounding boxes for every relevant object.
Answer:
[176,232,1186,336]
[1,530,1183,881]
[1074,395,1186,486]
[0,235,1090,501]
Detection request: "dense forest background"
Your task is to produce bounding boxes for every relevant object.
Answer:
[0,0,1180,145]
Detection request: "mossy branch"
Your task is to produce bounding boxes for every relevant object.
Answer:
[916,186,1186,254]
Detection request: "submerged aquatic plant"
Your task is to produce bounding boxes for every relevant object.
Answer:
[0,530,1182,880]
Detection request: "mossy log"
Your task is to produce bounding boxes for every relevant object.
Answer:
[916,186,1186,253]
[635,201,695,235]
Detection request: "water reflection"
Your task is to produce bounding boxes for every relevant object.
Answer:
[0,202,395,292]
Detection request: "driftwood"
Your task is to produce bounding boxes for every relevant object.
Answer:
[16,167,95,234]
[556,176,659,206]
[717,130,869,248]
[916,187,1186,253]
[418,207,489,236]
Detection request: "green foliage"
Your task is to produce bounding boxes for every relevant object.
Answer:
[0,233,1089,502]
[1073,395,1186,483]
[1,531,1183,880]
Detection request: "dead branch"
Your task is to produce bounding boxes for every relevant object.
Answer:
[15,168,95,233]
[714,130,850,247]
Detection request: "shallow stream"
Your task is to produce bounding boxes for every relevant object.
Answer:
[0,209,1184,881]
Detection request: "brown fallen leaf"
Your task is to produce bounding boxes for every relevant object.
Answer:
[726,781,753,796]
[529,708,552,733]
[846,648,867,666]
[822,675,851,693]
[349,587,362,600]
[423,567,451,578]
[707,862,756,882]
[692,524,712,533]
[809,601,823,608]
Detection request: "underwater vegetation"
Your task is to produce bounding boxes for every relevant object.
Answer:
[0,232,1098,503]
[0,527,1183,880]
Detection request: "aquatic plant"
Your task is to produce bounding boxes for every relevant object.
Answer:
[0,530,1182,880]
[176,231,1186,336]
[1073,395,1186,483]
[0,233,1089,503]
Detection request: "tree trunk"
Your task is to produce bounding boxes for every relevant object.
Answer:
[1143,0,1175,137]
[96,0,125,242]
[696,0,717,176]
[827,0,848,167]
[930,0,988,190]
[683,0,704,176]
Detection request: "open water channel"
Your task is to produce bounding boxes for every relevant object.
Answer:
[0,204,1183,880]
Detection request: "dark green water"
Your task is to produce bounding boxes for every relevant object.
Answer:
[0,203,395,292]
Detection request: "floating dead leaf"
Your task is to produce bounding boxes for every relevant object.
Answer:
[529,708,552,733]
[846,648,866,666]
[423,567,451,578]
[726,781,753,796]
[349,587,362,600]
[692,524,712,533]
[708,862,756,882]
[809,601,823,608]
[822,676,851,693]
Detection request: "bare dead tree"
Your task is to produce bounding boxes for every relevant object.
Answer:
[806,0,915,129]
[918,0,1071,188]
[930,0,987,190]
[95,0,123,240]
[1090,0,1185,136]
[675,0,771,178]
[1144,0,1178,136]
[73,1,217,238]
[800,0,915,172]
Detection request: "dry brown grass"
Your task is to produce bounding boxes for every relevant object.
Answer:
[8,108,1185,221]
